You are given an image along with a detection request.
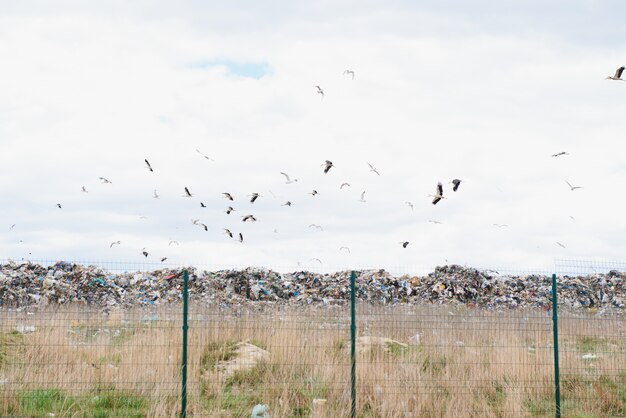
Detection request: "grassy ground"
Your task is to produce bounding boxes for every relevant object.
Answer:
[0,304,624,417]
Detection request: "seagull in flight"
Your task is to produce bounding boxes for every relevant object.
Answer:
[183,187,193,197]
[309,224,323,231]
[569,215,576,222]
[81,186,88,193]
[144,159,153,172]
[99,177,112,184]
[339,246,351,253]
[222,192,234,201]
[282,201,292,207]
[428,220,443,225]
[223,228,233,238]
[556,242,566,248]
[314,85,324,98]
[160,257,167,262]
[340,183,350,189]
[322,160,334,174]
[242,214,257,222]
[225,206,235,214]
[552,152,569,158]
[191,219,200,225]
[310,258,323,265]
[9,224,15,230]
[168,240,179,246]
[450,179,462,192]
[196,149,214,161]
[359,191,366,202]
[200,202,206,208]
[238,233,244,243]
[343,70,355,80]
[400,241,410,248]
[280,172,298,184]
[199,223,208,231]
[142,248,149,258]
[309,190,319,196]
[493,223,509,228]
[606,66,625,80]
[57,203,62,209]
[110,241,121,248]
[249,193,261,203]
[565,181,583,191]
[152,189,160,199]
[405,201,414,211]
[367,163,380,176]
[429,182,445,205]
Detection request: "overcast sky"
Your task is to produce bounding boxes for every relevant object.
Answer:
[1,1,625,274]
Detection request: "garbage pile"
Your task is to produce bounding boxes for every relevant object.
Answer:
[0,261,624,311]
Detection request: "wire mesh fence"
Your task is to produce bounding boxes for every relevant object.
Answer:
[554,259,626,417]
[0,258,624,417]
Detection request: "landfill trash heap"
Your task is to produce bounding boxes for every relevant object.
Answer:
[0,261,624,310]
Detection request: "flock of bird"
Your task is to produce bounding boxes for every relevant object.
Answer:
[7,65,626,264]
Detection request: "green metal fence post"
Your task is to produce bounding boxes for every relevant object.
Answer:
[181,270,189,418]
[350,270,357,418]
[551,273,561,418]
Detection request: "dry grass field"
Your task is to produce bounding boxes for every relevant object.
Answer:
[0,304,624,417]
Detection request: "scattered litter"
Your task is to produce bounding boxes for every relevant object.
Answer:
[15,325,36,334]
[0,262,623,311]
[251,404,269,418]
[582,353,598,360]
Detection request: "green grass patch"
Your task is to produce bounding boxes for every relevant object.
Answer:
[19,388,80,417]
[200,340,239,371]
[524,397,554,416]
[576,336,607,353]
[0,330,23,366]
[86,389,148,418]
[421,354,447,375]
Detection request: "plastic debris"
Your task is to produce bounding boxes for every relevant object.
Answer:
[251,404,269,418]
[0,261,623,311]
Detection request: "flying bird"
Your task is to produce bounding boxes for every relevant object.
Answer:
[367,163,380,176]
[569,215,576,222]
[405,201,414,211]
[223,228,233,238]
[314,85,324,98]
[280,172,298,184]
[343,70,355,80]
[556,242,566,248]
[144,159,153,172]
[309,224,323,231]
[322,160,334,174]
[142,249,149,258]
[429,182,445,205]
[339,246,351,253]
[492,224,509,228]
[450,179,462,192]
[222,192,234,201]
[196,149,214,161]
[309,190,319,196]
[160,257,167,262]
[168,240,179,246]
[99,177,112,184]
[56,203,62,209]
[225,206,235,214]
[139,215,147,219]
[428,220,443,225]
[110,241,121,248]
[191,219,200,225]
[238,233,244,243]
[340,183,350,189]
[81,186,88,193]
[606,66,625,80]
[400,241,410,248]
[153,189,160,199]
[242,215,257,222]
[565,181,583,191]
[359,191,366,202]
[183,187,193,197]
[310,258,323,265]
[9,224,15,230]
[282,201,292,207]
[200,223,208,231]
[552,152,569,158]
[200,202,206,208]
[249,193,261,203]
